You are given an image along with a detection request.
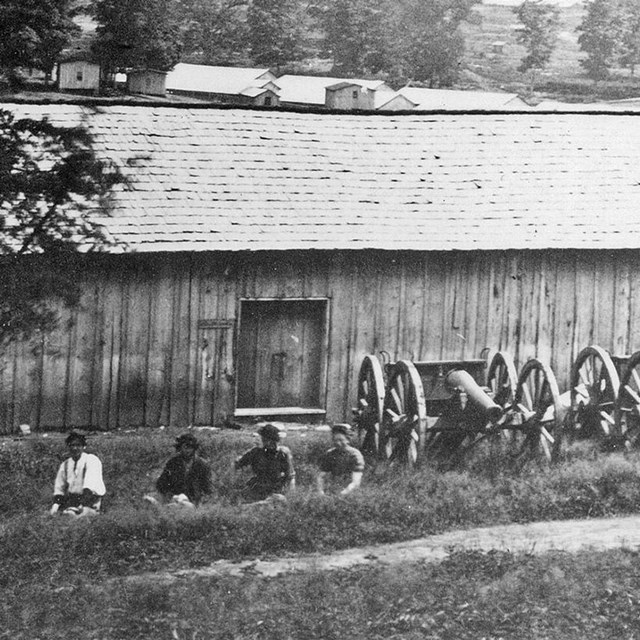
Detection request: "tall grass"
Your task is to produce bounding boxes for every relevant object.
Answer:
[2,428,640,589]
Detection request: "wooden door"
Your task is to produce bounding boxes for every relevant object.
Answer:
[193,320,234,426]
[237,300,327,409]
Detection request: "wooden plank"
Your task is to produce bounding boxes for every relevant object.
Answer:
[536,252,555,366]
[502,252,523,364]
[116,261,150,428]
[519,252,539,364]
[612,252,631,357]
[486,252,507,353]
[461,253,481,360]
[592,256,616,351]
[144,257,174,427]
[95,261,123,430]
[551,252,576,390]
[65,278,98,428]
[471,252,491,358]
[327,252,356,421]
[38,305,71,429]
[0,343,17,434]
[422,252,446,361]
[441,253,468,361]
[572,253,595,360]
[13,336,43,430]
[399,254,424,361]
[627,251,640,353]
[169,255,195,427]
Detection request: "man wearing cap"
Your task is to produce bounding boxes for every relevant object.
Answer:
[317,424,365,496]
[234,424,296,502]
[50,432,106,517]
[149,433,212,508]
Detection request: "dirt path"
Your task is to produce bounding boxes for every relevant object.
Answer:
[122,514,640,585]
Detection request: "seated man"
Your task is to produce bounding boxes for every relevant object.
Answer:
[50,432,106,518]
[147,433,212,508]
[234,424,296,503]
[317,424,365,496]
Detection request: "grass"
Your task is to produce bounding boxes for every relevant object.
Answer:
[3,428,640,637]
[5,546,640,639]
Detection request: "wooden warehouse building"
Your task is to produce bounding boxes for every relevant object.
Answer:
[1,103,640,433]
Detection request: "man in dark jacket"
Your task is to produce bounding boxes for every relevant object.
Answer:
[146,433,212,508]
[235,423,295,502]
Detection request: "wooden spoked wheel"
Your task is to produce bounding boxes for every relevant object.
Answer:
[353,355,385,457]
[512,359,563,461]
[615,350,640,447]
[569,345,619,440]
[380,360,427,467]
[486,351,518,411]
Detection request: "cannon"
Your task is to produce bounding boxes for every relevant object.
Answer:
[354,350,564,467]
[568,345,640,447]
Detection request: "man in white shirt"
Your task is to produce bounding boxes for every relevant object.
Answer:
[50,432,106,518]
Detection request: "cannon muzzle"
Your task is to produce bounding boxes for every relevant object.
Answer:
[445,369,503,423]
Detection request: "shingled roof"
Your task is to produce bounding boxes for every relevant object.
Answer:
[4,102,640,253]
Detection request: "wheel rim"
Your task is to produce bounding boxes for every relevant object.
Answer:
[513,358,562,461]
[615,350,640,446]
[569,345,619,439]
[380,360,427,467]
[353,355,385,456]
[487,351,518,411]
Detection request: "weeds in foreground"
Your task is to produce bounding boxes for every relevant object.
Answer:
[4,547,640,639]
[2,430,640,589]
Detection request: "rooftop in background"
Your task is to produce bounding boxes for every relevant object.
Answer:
[3,102,639,254]
[396,87,530,111]
[276,75,392,106]
[166,63,275,96]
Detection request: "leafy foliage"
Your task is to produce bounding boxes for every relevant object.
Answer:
[577,0,628,80]
[514,0,560,75]
[246,0,305,69]
[0,109,123,343]
[389,0,480,87]
[313,0,388,76]
[310,0,479,86]
[0,0,80,87]
[619,0,640,75]
[179,0,250,65]
[92,0,183,74]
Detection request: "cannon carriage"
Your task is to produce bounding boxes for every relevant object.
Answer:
[353,350,564,467]
[568,345,640,448]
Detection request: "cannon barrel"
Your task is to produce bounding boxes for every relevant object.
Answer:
[445,369,503,423]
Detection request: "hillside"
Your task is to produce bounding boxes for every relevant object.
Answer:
[462,2,640,102]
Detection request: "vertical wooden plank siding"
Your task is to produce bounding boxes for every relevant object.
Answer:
[552,253,577,382]
[4,248,640,434]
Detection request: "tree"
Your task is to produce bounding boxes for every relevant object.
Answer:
[0,0,80,89]
[514,0,560,91]
[246,0,305,69]
[312,0,478,84]
[180,0,249,65]
[92,0,183,77]
[389,0,480,87]
[619,0,640,76]
[577,0,627,81]
[313,0,388,76]
[0,110,123,344]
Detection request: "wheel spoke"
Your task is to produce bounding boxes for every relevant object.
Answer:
[624,384,640,405]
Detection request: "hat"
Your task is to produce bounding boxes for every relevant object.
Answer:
[175,433,199,449]
[258,423,281,442]
[331,423,352,437]
[65,431,86,446]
